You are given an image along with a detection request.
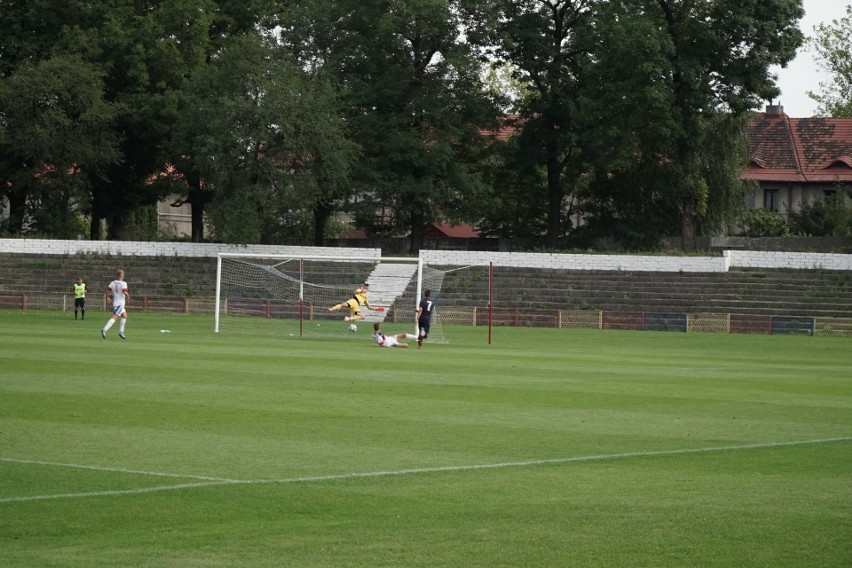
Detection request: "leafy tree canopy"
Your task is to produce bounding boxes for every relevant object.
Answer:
[807,4,852,117]
[576,0,802,249]
[0,55,119,237]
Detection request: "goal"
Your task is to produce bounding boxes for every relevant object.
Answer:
[214,253,456,342]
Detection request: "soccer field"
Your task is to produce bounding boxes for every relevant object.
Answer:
[1,310,850,567]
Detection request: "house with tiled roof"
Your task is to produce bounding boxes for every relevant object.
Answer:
[422,222,479,238]
[744,105,852,216]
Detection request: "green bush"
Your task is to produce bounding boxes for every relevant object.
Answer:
[741,208,790,237]
[789,189,852,237]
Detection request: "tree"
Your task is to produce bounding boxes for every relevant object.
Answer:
[271,0,367,245]
[0,1,98,236]
[4,0,261,241]
[164,0,280,242]
[573,0,684,248]
[0,0,68,79]
[807,4,852,117]
[287,0,498,252]
[574,0,802,250]
[0,56,119,237]
[469,129,550,239]
[652,0,803,250]
[179,34,355,244]
[79,0,222,240]
[466,0,594,248]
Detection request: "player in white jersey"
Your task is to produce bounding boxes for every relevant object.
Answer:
[101,269,130,339]
[372,322,418,348]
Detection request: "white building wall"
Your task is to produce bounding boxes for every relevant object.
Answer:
[157,196,193,239]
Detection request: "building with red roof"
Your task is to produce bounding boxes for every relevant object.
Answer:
[422,222,479,238]
[745,105,852,216]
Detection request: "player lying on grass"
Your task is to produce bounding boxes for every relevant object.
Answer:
[372,323,418,348]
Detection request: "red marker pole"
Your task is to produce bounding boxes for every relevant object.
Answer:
[488,261,493,345]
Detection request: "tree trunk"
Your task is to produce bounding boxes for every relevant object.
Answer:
[4,187,27,235]
[409,209,424,254]
[89,187,104,241]
[89,217,102,241]
[187,175,207,243]
[190,200,204,243]
[313,203,332,247]
[680,201,697,252]
[545,137,563,249]
[107,211,126,240]
[680,189,698,252]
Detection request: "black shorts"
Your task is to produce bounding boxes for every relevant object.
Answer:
[418,318,431,334]
[74,298,86,308]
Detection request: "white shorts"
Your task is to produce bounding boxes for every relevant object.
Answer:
[112,305,126,316]
[379,335,398,348]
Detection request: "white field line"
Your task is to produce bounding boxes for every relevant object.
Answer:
[0,457,241,482]
[1,437,849,504]
[0,481,237,503]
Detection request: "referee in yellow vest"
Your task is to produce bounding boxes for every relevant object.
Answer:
[72,276,86,320]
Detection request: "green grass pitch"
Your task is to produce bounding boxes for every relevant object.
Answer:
[1,310,850,567]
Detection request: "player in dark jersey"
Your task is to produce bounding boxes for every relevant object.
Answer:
[416,289,433,349]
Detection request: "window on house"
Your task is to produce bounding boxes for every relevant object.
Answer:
[763,189,779,212]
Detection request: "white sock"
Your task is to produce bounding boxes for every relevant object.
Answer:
[405,334,418,340]
[119,319,126,332]
[104,319,115,331]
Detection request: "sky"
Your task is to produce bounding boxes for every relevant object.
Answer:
[772,0,850,117]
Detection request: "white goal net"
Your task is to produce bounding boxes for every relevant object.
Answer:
[214,254,455,342]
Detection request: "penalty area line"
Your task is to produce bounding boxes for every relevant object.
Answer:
[0,457,241,482]
[261,436,852,485]
[1,437,849,504]
[0,481,241,503]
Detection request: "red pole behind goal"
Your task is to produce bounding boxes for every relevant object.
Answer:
[488,261,493,345]
[299,259,304,337]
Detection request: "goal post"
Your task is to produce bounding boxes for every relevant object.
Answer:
[214,253,430,340]
[214,252,492,343]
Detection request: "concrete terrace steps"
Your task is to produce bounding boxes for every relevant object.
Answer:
[363,262,419,323]
[497,282,850,296]
[1,253,851,318]
[490,272,849,287]
[446,293,851,317]
[446,297,851,316]
[0,254,218,297]
[448,278,852,300]
[439,266,852,318]
[580,301,847,317]
[470,287,852,306]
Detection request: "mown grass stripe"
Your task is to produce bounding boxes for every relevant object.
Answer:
[3,437,848,504]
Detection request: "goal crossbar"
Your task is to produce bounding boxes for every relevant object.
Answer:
[214,253,425,339]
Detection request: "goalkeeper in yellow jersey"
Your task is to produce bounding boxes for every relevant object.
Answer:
[327,282,372,322]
